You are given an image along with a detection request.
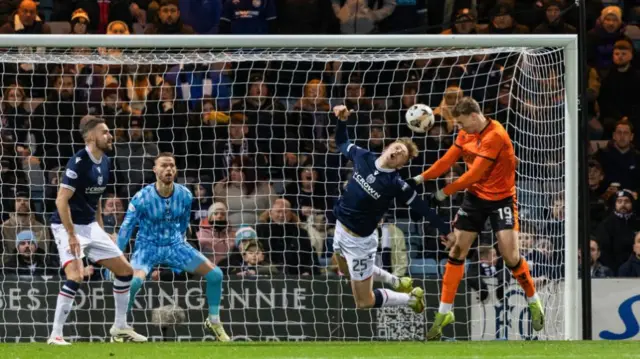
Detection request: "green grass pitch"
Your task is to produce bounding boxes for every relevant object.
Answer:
[2,341,635,359]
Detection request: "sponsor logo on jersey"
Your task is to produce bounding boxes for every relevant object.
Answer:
[85,186,106,194]
[457,208,468,217]
[66,169,78,179]
[353,172,381,199]
[366,174,376,184]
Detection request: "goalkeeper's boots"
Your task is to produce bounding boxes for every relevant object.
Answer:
[408,287,425,314]
[395,277,414,293]
[109,325,148,343]
[47,336,71,346]
[205,318,231,342]
[529,298,545,331]
[426,311,455,341]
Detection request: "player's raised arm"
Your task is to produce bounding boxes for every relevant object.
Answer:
[408,141,462,188]
[116,192,143,251]
[333,104,368,161]
[395,179,451,235]
[437,132,503,201]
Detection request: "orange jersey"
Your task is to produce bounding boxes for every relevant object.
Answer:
[420,120,516,201]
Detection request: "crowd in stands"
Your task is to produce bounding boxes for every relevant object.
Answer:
[0,0,638,294]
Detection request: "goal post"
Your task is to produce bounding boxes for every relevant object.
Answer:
[0,34,579,342]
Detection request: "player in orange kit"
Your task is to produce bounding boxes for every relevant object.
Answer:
[406,97,545,340]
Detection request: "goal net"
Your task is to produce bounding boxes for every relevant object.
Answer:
[0,35,578,342]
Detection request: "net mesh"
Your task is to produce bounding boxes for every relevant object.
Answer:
[0,44,566,342]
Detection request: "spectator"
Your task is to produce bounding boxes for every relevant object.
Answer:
[114,117,159,185]
[1,84,31,152]
[377,217,408,277]
[378,0,426,34]
[219,0,276,34]
[441,8,477,35]
[596,120,640,191]
[478,245,497,277]
[596,189,640,274]
[1,191,48,263]
[0,0,50,34]
[579,238,615,278]
[361,118,388,153]
[69,8,90,34]
[236,239,277,276]
[51,0,147,33]
[588,160,611,227]
[191,183,213,231]
[618,231,640,277]
[98,21,131,58]
[3,230,56,275]
[533,0,576,34]
[102,194,125,235]
[145,0,195,35]
[597,39,640,127]
[176,0,222,34]
[587,6,626,71]
[274,0,337,34]
[208,114,265,182]
[288,79,332,153]
[196,202,235,265]
[213,156,274,228]
[331,0,395,34]
[217,224,257,274]
[92,83,127,136]
[283,166,329,222]
[477,3,529,34]
[165,63,232,113]
[256,198,317,275]
[433,85,464,134]
[32,72,89,170]
[305,210,331,259]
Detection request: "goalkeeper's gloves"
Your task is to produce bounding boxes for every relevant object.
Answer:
[428,189,448,205]
[405,175,424,189]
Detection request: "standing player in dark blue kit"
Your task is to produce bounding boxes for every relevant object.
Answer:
[331,105,453,313]
[48,116,147,345]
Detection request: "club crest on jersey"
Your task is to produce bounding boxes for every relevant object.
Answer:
[97,176,103,185]
[366,174,376,184]
[65,169,77,179]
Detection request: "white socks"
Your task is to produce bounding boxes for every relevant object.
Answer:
[51,280,79,337]
[438,302,453,314]
[113,275,132,329]
[373,266,399,288]
[527,293,540,304]
[375,288,411,307]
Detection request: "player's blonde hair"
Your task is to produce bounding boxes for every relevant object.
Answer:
[394,138,419,159]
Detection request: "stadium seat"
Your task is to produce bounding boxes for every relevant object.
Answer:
[409,258,438,275]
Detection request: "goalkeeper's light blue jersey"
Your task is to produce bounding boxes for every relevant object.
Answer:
[117,183,192,250]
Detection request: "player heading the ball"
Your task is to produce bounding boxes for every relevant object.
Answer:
[48,116,147,345]
[331,104,453,314]
[407,97,545,341]
[117,152,230,342]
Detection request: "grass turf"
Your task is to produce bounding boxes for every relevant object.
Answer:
[1,341,635,359]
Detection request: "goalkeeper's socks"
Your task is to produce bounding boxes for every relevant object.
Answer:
[373,266,399,288]
[113,274,132,328]
[508,257,537,301]
[440,256,465,313]
[127,276,144,312]
[51,280,80,337]
[373,288,410,308]
[205,267,223,319]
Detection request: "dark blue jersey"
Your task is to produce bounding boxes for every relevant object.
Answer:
[332,120,450,237]
[51,147,110,225]
[220,0,276,34]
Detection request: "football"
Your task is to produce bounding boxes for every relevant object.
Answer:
[405,104,435,133]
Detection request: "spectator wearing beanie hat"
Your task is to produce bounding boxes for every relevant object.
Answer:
[534,0,576,34]
[477,3,529,34]
[587,5,627,71]
[441,8,478,35]
[70,8,90,34]
[595,188,640,274]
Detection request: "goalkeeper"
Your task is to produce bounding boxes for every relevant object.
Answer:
[406,97,544,340]
[116,152,230,342]
[331,105,453,313]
